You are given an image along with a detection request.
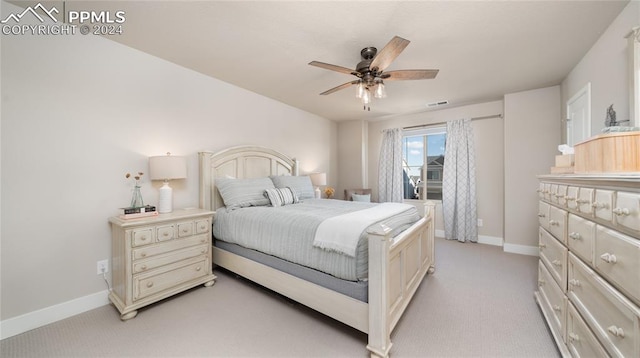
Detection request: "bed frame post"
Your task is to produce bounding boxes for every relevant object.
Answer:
[366,224,393,358]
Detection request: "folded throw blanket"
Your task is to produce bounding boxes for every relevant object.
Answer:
[313,202,413,257]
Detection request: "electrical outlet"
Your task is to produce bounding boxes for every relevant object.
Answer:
[477,219,483,227]
[97,259,109,275]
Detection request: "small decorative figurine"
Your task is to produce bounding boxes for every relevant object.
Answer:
[605,104,617,127]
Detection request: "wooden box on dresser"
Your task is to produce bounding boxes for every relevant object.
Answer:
[108,208,216,320]
[535,175,640,357]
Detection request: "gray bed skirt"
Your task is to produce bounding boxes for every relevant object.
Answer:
[214,240,368,302]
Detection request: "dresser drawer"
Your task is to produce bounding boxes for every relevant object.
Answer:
[133,257,211,301]
[177,221,194,238]
[195,219,211,234]
[132,228,154,247]
[539,201,550,231]
[156,224,176,242]
[556,185,568,207]
[566,302,610,358]
[613,191,640,233]
[132,234,209,260]
[538,260,566,342]
[568,253,640,358]
[539,227,568,292]
[593,189,614,223]
[548,205,568,245]
[577,187,594,216]
[133,244,209,274]
[566,186,579,211]
[567,214,595,265]
[595,226,640,306]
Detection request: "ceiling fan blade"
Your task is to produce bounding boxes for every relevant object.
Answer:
[369,36,410,72]
[381,69,439,81]
[309,61,358,76]
[320,80,360,95]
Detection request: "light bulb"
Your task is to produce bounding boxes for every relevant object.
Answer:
[356,81,364,98]
[374,81,386,98]
[362,88,371,104]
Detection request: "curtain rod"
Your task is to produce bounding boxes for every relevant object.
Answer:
[402,114,503,130]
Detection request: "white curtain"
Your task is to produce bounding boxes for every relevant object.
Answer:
[443,119,478,243]
[378,128,403,203]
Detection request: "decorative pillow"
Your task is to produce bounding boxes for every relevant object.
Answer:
[351,193,371,202]
[270,175,315,200]
[264,187,299,207]
[215,177,275,211]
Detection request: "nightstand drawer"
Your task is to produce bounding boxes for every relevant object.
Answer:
[156,224,175,242]
[133,257,210,301]
[132,234,209,260]
[132,228,154,247]
[133,244,209,273]
[195,219,210,234]
[177,221,194,237]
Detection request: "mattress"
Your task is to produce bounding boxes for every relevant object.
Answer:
[212,198,419,281]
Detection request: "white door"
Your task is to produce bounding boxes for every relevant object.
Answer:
[566,83,591,146]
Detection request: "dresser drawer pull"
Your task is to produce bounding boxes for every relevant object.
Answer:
[568,332,580,342]
[569,232,581,240]
[537,213,546,218]
[536,189,542,193]
[146,281,154,288]
[607,326,625,338]
[592,202,609,210]
[552,260,562,267]
[549,220,560,226]
[539,243,546,249]
[576,199,589,204]
[613,207,630,216]
[196,266,202,271]
[140,265,147,271]
[141,253,147,258]
[200,238,206,243]
[538,279,545,287]
[163,232,170,237]
[569,279,581,287]
[553,305,561,312]
[201,249,206,254]
[182,229,189,233]
[600,253,617,264]
[199,225,207,230]
[140,236,148,241]
[565,196,576,202]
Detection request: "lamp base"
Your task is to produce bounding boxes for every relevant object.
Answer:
[158,181,173,213]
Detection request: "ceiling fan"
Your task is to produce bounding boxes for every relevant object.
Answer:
[309,36,439,111]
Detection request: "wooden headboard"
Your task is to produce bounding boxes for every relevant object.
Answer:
[198,145,298,211]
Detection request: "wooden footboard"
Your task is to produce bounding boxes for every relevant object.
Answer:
[366,201,436,358]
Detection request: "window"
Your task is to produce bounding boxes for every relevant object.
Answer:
[402,127,446,200]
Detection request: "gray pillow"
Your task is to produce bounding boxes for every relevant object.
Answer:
[352,193,371,202]
[264,187,299,207]
[270,175,315,199]
[216,177,275,211]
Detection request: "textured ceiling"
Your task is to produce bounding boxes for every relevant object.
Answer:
[100,1,628,121]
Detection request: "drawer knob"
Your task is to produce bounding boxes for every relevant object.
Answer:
[592,202,609,210]
[196,266,201,271]
[569,232,581,240]
[141,236,147,241]
[200,225,206,230]
[549,220,559,226]
[568,332,580,342]
[538,279,545,287]
[552,259,562,267]
[600,253,617,264]
[613,207,630,216]
[141,265,147,271]
[141,253,147,258]
[566,196,576,201]
[607,325,625,338]
[163,232,169,237]
[569,279,581,287]
[553,305,561,312]
[182,229,189,233]
[576,199,590,204]
[146,281,154,288]
[539,243,546,249]
[537,213,546,218]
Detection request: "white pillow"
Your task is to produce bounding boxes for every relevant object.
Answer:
[264,187,299,207]
[351,193,371,202]
[216,177,275,211]
[270,175,315,200]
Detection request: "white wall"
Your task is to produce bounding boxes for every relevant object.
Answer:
[562,1,639,137]
[504,86,561,253]
[0,1,336,331]
[337,120,368,200]
[365,101,505,242]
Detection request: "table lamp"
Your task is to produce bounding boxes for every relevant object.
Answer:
[149,153,187,213]
[309,172,326,199]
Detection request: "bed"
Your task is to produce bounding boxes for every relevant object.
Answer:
[199,145,435,357]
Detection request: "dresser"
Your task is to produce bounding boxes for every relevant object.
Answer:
[535,175,640,357]
[109,208,216,320]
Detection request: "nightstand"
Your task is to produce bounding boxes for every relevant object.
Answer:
[108,208,215,320]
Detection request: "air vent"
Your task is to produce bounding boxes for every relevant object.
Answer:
[426,100,449,107]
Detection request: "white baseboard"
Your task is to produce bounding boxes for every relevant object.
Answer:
[0,289,109,340]
[504,243,540,257]
[436,229,537,256]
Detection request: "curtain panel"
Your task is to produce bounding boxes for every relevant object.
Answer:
[378,128,403,203]
[442,119,478,243]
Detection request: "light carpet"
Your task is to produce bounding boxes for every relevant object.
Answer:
[0,238,560,357]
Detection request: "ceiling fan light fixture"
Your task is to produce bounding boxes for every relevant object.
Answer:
[356,81,365,98]
[361,87,372,104]
[374,80,386,99]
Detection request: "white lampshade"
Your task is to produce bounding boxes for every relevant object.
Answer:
[309,172,327,186]
[149,154,187,214]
